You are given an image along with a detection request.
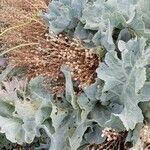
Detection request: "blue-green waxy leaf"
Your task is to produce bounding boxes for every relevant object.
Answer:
[74,22,95,47]
[61,65,77,109]
[28,77,52,124]
[50,102,69,131]
[48,124,71,150]
[69,121,92,150]
[42,1,72,34]
[89,103,112,126]
[88,102,124,130]
[81,0,106,30]
[92,20,115,51]
[77,93,94,120]
[139,101,150,123]
[105,114,126,131]
[42,0,86,34]
[83,78,103,101]
[84,124,105,144]
[97,38,150,130]
[42,0,150,50]
[117,28,133,44]
[0,77,52,144]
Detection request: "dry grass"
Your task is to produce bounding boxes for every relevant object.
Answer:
[0,0,99,94]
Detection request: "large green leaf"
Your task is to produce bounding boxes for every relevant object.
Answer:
[0,77,52,144]
[42,0,150,50]
[45,65,107,150]
[84,124,105,144]
[97,38,150,130]
[42,0,86,34]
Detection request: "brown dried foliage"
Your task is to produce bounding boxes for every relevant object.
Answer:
[0,0,99,94]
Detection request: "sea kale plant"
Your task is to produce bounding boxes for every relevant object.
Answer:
[0,0,150,149]
[42,0,150,49]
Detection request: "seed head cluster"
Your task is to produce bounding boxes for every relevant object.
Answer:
[87,127,127,150]
[9,33,99,94]
[140,125,150,149]
[101,127,120,141]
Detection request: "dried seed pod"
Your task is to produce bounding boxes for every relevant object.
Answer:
[88,128,128,150]
[140,125,150,148]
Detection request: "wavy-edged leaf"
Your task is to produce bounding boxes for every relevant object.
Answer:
[0,77,52,144]
[42,0,86,34]
[97,38,150,130]
[61,65,77,109]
